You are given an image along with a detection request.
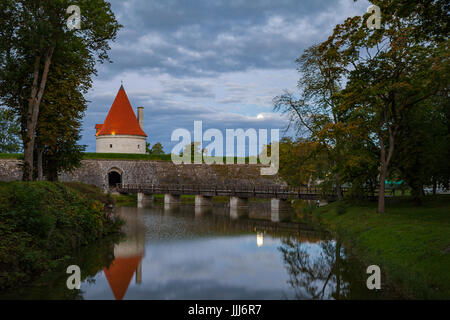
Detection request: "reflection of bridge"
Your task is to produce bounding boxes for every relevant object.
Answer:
[195,213,328,243]
[116,183,339,222]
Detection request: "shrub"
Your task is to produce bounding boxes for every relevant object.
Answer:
[0,182,122,291]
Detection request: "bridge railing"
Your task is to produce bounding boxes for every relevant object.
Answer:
[116,183,340,197]
[115,183,385,200]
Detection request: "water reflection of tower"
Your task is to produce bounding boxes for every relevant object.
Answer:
[103,207,146,300]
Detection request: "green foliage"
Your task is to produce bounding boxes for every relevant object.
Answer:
[392,97,450,201]
[367,0,449,42]
[36,44,91,180]
[147,142,165,155]
[275,137,328,187]
[64,182,113,205]
[275,0,449,212]
[0,0,122,180]
[0,182,122,291]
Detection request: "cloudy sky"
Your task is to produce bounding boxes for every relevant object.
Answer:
[83,0,370,153]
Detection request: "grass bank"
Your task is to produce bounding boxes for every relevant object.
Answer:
[84,153,259,164]
[1,152,262,164]
[310,195,450,299]
[83,153,172,161]
[0,153,23,160]
[0,181,123,291]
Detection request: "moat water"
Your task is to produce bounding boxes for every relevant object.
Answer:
[1,203,399,300]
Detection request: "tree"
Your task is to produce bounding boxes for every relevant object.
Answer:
[148,142,164,155]
[0,0,121,180]
[315,5,448,212]
[0,107,21,153]
[392,96,450,200]
[274,44,377,199]
[182,142,202,159]
[268,137,328,187]
[35,45,92,180]
[364,0,450,41]
[274,45,347,198]
[275,1,448,212]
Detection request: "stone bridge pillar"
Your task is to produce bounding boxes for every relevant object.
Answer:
[164,194,181,205]
[230,197,249,219]
[195,195,213,207]
[137,193,154,208]
[271,198,291,222]
[195,195,213,217]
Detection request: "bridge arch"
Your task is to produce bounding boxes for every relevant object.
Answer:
[108,167,123,188]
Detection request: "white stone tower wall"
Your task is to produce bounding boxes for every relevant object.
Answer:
[96,135,147,154]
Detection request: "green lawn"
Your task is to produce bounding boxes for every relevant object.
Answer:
[311,195,450,299]
[0,152,172,161]
[83,153,173,161]
[1,152,263,164]
[84,153,259,164]
[0,153,23,160]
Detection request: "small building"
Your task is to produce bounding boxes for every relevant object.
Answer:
[95,85,147,154]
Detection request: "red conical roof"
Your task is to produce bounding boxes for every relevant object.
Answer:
[96,85,147,137]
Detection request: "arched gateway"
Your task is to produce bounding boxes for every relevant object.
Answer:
[108,168,123,188]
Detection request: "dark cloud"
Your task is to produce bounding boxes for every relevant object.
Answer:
[81,0,370,152]
[96,0,369,77]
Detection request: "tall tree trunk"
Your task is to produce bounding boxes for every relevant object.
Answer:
[378,127,395,214]
[37,146,43,181]
[23,56,41,181]
[378,162,387,213]
[331,158,343,200]
[335,173,343,200]
[22,48,54,181]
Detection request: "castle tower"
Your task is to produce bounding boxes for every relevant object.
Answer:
[95,85,147,154]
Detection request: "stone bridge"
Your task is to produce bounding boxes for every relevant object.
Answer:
[0,158,331,222]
